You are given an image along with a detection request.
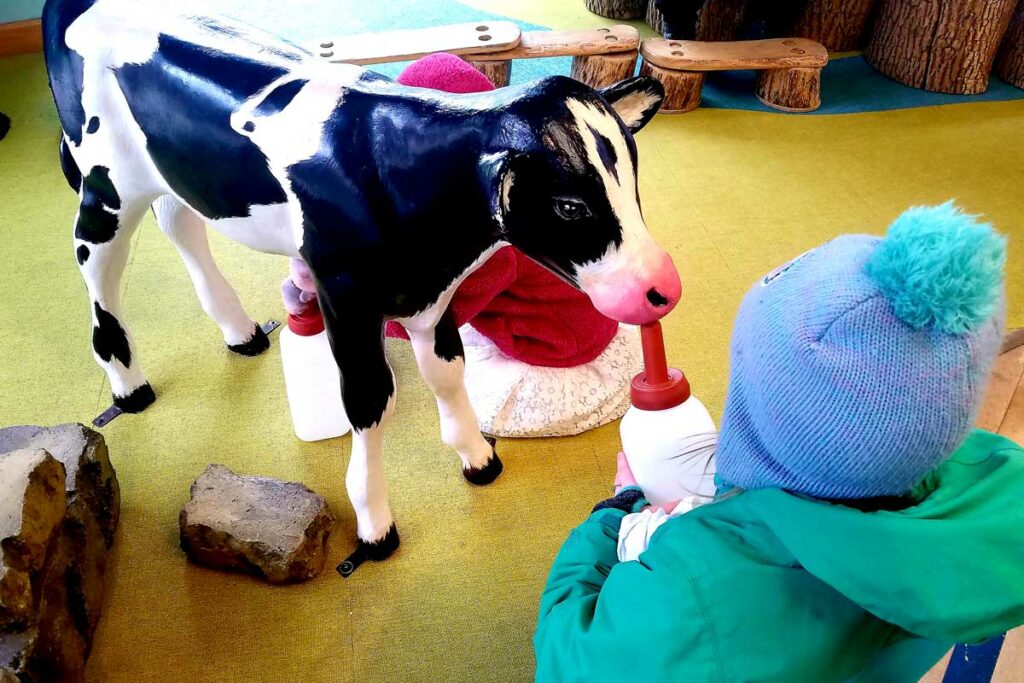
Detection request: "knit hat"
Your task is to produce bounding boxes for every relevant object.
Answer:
[717,202,1007,499]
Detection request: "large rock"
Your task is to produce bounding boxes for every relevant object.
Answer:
[0,449,67,630]
[0,425,119,683]
[180,464,335,583]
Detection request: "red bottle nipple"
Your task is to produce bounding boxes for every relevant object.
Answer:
[287,299,326,337]
[630,321,690,411]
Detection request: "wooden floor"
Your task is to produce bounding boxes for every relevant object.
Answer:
[922,335,1024,682]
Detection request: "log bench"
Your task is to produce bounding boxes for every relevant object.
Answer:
[311,23,641,90]
[640,37,829,113]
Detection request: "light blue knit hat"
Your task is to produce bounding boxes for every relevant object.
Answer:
[717,202,1007,499]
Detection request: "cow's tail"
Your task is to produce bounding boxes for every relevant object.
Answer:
[42,0,97,145]
[42,0,95,63]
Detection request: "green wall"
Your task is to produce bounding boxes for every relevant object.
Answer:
[1,0,46,23]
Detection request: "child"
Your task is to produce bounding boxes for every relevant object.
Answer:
[534,203,1024,682]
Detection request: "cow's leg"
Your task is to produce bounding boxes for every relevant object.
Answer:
[317,290,399,557]
[72,170,154,412]
[406,307,503,485]
[152,196,269,355]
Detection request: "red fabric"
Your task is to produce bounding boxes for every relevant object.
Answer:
[384,54,618,367]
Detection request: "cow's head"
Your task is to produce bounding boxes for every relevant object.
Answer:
[481,75,679,325]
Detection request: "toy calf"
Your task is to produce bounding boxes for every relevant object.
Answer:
[43,0,680,563]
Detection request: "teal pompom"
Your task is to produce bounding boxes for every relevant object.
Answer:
[865,201,1006,334]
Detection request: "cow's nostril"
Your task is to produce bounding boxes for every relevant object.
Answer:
[647,288,670,307]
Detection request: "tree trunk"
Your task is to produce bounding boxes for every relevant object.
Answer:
[464,58,511,88]
[996,0,1024,89]
[696,0,749,41]
[792,0,877,51]
[571,51,639,89]
[927,0,1016,92]
[639,60,704,112]
[646,1,665,36]
[584,0,647,20]
[867,0,1016,94]
[755,67,822,111]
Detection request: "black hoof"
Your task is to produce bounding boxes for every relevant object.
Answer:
[113,383,155,414]
[227,323,270,357]
[337,525,400,577]
[363,524,400,561]
[463,449,503,486]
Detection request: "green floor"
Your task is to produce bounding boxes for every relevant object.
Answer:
[1,22,1023,683]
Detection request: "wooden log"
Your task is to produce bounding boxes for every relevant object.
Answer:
[755,67,822,111]
[465,58,512,87]
[927,0,1016,93]
[791,0,877,51]
[695,0,749,41]
[646,1,665,36]
[867,0,1016,94]
[996,0,1024,89]
[571,51,639,88]
[639,59,704,113]
[584,0,647,20]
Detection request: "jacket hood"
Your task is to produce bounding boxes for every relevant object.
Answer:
[746,430,1024,644]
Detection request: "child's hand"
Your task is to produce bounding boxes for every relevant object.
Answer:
[613,452,638,493]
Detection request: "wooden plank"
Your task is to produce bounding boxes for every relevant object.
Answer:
[977,345,1024,432]
[919,647,953,683]
[1002,328,1024,353]
[313,22,520,65]
[485,25,640,60]
[641,37,828,71]
[993,626,1024,682]
[997,359,1024,444]
[0,19,43,58]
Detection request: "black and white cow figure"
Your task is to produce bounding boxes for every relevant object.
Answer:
[43,0,681,564]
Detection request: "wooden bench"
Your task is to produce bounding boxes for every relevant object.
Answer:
[311,23,641,90]
[639,37,829,113]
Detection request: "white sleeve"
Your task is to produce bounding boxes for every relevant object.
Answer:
[616,497,705,563]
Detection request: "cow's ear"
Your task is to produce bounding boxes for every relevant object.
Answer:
[600,76,664,134]
[478,151,519,230]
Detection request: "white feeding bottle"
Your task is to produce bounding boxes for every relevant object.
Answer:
[279,299,351,442]
[619,321,718,505]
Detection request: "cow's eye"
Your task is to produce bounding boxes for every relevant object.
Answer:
[553,197,591,221]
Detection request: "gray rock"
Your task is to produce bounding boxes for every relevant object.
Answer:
[179,464,335,583]
[0,425,119,683]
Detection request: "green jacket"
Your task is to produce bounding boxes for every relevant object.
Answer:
[534,429,1024,682]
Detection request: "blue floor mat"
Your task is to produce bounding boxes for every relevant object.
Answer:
[701,55,1024,114]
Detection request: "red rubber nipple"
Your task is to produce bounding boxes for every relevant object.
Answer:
[630,321,690,411]
[287,299,326,337]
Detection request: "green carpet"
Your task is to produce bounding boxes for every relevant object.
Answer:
[1,26,1022,683]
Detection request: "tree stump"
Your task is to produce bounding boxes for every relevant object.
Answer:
[639,60,704,112]
[465,58,511,88]
[792,0,877,51]
[996,0,1024,89]
[867,0,1017,94]
[572,51,639,88]
[755,67,822,111]
[647,1,665,36]
[696,0,749,41]
[584,0,646,20]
